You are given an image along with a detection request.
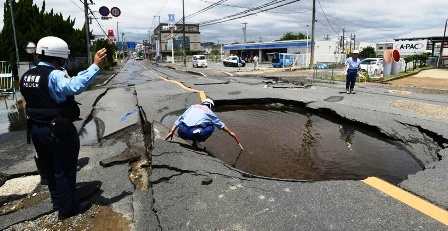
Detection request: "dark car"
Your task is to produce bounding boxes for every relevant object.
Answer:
[223,56,246,67]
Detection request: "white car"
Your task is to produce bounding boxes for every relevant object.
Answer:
[192,55,207,68]
[359,58,383,77]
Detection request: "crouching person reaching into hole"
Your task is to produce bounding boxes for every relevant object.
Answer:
[19,36,107,220]
[165,98,244,150]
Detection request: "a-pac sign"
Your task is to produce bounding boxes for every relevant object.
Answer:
[394,40,428,55]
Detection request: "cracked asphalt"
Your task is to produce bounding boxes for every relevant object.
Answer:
[1,59,448,230]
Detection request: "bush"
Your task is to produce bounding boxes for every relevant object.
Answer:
[92,39,116,70]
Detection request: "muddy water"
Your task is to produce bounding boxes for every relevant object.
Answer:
[164,104,422,183]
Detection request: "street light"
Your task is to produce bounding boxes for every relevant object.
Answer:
[25,42,36,54]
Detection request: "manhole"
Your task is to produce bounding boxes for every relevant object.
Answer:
[163,103,422,183]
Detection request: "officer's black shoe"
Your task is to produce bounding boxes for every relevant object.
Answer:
[57,201,92,220]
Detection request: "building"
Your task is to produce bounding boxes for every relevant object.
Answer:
[152,23,202,60]
[375,42,394,57]
[223,40,344,64]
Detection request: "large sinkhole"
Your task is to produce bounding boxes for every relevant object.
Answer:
[162,102,423,183]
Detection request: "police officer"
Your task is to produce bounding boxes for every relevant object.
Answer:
[20,36,107,219]
[165,98,244,150]
[345,50,361,94]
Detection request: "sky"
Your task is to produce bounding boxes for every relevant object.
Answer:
[1,0,448,44]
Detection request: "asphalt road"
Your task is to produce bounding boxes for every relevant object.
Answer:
[1,59,448,230]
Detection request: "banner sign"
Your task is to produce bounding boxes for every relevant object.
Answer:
[394,40,428,55]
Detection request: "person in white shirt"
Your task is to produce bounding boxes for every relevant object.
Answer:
[345,50,361,94]
[253,55,259,70]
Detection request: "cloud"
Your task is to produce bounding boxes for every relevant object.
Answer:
[0,0,447,44]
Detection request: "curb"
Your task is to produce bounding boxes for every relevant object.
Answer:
[381,67,432,83]
[95,73,117,87]
[223,71,234,77]
[186,70,207,77]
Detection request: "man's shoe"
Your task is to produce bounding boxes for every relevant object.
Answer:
[351,90,355,94]
[346,90,350,94]
[57,201,92,220]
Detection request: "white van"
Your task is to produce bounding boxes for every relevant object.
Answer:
[192,55,207,68]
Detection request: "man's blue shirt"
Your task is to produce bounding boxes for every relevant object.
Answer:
[345,57,361,70]
[175,104,226,129]
[39,62,100,103]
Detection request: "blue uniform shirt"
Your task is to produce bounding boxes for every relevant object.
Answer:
[39,62,100,103]
[175,104,226,129]
[345,57,361,70]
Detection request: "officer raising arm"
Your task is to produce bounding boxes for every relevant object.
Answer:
[20,36,107,220]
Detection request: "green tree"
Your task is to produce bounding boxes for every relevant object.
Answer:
[279,32,307,41]
[0,0,86,66]
[92,39,116,70]
[360,47,376,58]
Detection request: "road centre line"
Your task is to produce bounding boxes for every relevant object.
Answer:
[363,177,448,225]
[142,64,207,101]
[158,75,207,101]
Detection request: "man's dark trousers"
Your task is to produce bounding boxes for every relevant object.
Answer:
[31,121,80,217]
[346,69,358,91]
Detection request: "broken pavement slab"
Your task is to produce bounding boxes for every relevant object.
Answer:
[99,145,143,168]
[150,140,446,230]
[0,175,40,198]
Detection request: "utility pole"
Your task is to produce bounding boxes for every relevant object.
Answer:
[309,0,316,67]
[438,18,447,68]
[349,33,356,52]
[342,28,345,54]
[83,0,92,64]
[349,33,353,53]
[306,24,310,64]
[116,21,120,46]
[9,0,20,66]
[242,22,248,43]
[182,0,187,68]
[171,27,175,64]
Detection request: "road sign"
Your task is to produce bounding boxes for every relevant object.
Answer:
[99,6,109,17]
[111,7,121,17]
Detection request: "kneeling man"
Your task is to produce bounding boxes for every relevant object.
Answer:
[165,99,244,150]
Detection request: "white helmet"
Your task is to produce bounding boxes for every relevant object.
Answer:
[36,36,70,59]
[201,98,215,109]
[352,50,360,54]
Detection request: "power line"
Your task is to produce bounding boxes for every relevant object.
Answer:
[317,0,337,34]
[69,0,83,11]
[78,0,108,37]
[199,0,307,15]
[172,0,230,26]
[200,0,301,27]
[200,0,288,25]
[186,0,230,19]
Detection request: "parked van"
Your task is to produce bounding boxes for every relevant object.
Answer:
[192,55,207,68]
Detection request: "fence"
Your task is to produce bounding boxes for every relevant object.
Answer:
[283,53,346,69]
[0,61,15,96]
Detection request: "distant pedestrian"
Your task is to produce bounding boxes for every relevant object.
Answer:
[345,50,361,94]
[253,55,259,70]
[165,98,244,150]
[20,36,107,220]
